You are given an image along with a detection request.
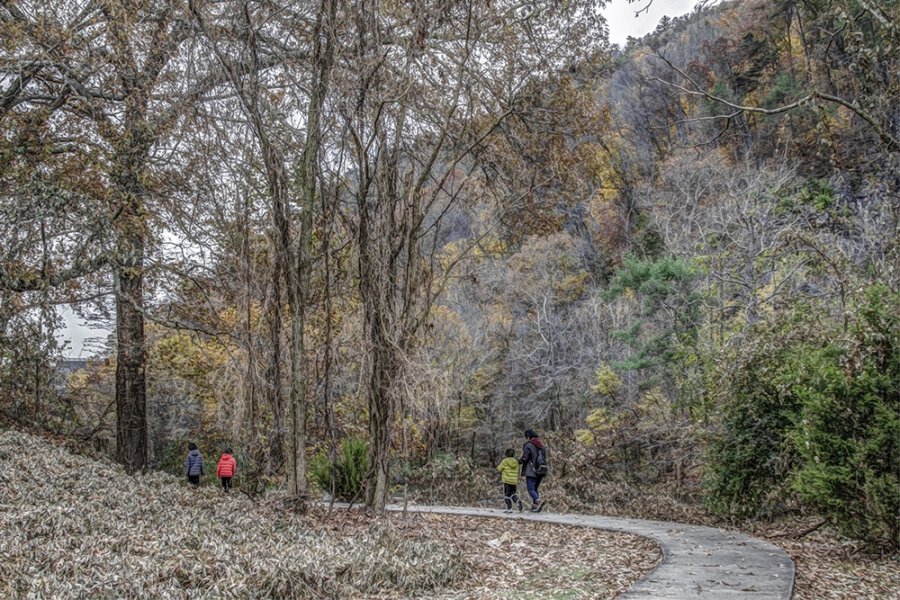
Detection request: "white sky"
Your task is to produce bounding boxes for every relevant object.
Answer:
[58,304,111,359]
[56,0,698,358]
[603,0,697,45]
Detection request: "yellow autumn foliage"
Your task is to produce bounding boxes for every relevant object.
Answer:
[554,271,590,303]
[575,428,596,447]
[585,406,618,433]
[636,387,670,429]
[590,363,622,397]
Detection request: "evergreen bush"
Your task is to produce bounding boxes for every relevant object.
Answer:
[704,330,801,518]
[310,437,370,502]
[705,286,899,548]
[786,286,898,548]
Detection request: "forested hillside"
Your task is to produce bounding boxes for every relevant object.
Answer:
[1,0,897,556]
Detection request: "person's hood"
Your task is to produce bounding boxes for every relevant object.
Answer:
[529,437,544,450]
[189,448,201,457]
[220,453,233,459]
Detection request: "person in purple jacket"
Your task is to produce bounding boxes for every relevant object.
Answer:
[185,442,204,486]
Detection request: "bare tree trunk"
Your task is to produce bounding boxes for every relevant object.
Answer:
[241,192,259,447]
[360,270,400,510]
[98,0,187,474]
[265,256,284,469]
[267,149,305,496]
[285,0,337,497]
[321,182,339,460]
[114,258,147,473]
[191,0,337,498]
[112,114,150,473]
[284,278,307,497]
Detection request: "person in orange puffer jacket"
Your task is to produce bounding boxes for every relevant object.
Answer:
[216,448,237,492]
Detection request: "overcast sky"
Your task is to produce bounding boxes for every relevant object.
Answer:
[59,305,110,359]
[604,0,697,45]
[56,0,698,359]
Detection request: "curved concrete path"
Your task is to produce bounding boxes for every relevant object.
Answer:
[384,503,795,599]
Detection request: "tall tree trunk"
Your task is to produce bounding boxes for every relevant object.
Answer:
[241,192,258,446]
[321,183,338,461]
[190,0,337,497]
[265,255,284,469]
[364,323,399,510]
[114,253,147,473]
[358,159,405,511]
[112,112,150,473]
[282,0,337,497]
[270,180,302,494]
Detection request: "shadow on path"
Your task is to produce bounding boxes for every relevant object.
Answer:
[384,503,795,599]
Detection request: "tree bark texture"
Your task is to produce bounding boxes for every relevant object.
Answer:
[265,254,285,469]
[110,102,151,473]
[357,140,426,510]
[359,224,401,509]
[114,255,147,473]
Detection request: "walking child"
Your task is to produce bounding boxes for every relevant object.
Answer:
[216,447,237,492]
[185,442,203,486]
[496,448,523,513]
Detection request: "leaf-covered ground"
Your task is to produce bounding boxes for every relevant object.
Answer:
[334,512,661,599]
[0,430,659,599]
[766,531,900,599]
[413,470,900,598]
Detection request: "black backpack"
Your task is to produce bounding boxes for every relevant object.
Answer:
[532,445,549,476]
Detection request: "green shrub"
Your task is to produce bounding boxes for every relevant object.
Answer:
[310,437,369,501]
[786,286,899,548]
[704,335,801,518]
[705,286,899,548]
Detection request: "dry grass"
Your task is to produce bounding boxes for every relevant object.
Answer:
[0,430,461,599]
[0,430,660,599]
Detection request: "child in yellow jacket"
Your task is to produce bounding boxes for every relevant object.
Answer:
[496,448,523,513]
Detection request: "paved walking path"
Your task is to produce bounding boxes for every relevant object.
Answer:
[384,503,795,599]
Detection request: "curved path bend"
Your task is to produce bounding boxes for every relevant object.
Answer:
[384,503,795,599]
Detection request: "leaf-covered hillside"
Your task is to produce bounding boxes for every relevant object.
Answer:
[0,429,660,599]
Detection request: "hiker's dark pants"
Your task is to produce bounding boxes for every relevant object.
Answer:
[221,476,232,492]
[188,475,200,486]
[526,475,543,503]
[503,483,519,509]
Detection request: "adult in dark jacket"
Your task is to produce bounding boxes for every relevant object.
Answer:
[185,443,204,486]
[519,429,546,512]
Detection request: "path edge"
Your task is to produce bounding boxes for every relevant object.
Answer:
[381,503,796,599]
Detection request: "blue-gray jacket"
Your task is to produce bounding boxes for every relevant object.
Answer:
[185,449,204,477]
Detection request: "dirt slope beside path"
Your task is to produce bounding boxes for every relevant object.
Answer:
[386,504,796,599]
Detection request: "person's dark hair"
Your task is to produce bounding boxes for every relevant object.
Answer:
[188,442,197,451]
[225,447,233,454]
[524,429,536,439]
[505,448,515,457]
